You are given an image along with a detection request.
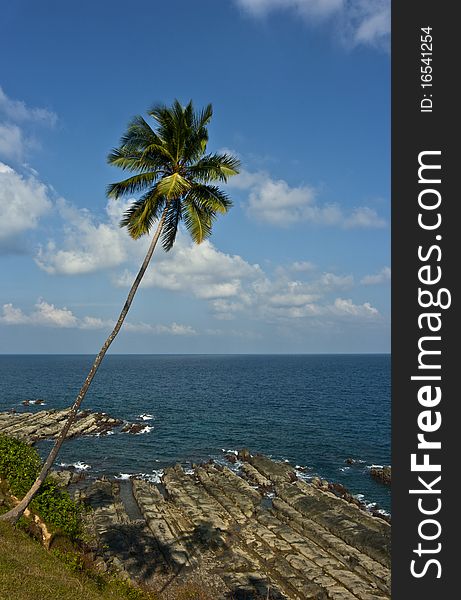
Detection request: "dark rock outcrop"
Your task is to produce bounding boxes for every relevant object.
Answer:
[370,466,391,486]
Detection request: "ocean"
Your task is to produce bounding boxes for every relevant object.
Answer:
[0,354,391,513]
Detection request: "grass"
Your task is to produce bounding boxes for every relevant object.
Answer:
[0,521,155,600]
[0,521,221,600]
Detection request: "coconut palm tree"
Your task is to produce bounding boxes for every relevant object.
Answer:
[1,100,240,524]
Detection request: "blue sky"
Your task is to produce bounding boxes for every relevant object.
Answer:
[0,0,390,354]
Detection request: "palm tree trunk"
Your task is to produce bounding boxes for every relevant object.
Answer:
[0,206,169,525]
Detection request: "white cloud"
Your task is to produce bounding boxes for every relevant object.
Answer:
[234,0,390,49]
[0,86,57,126]
[0,124,27,161]
[0,300,77,328]
[123,322,197,336]
[35,198,145,274]
[235,0,342,19]
[258,270,362,319]
[112,230,379,323]
[360,266,390,285]
[316,272,354,291]
[115,232,264,302]
[232,169,386,228]
[343,0,390,49]
[31,194,381,327]
[0,300,196,335]
[0,162,52,246]
[330,297,379,317]
[79,316,115,330]
[0,304,29,325]
[290,260,316,272]
[0,87,57,162]
[343,206,386,229]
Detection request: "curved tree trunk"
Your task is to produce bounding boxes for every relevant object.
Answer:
[0,207,169,525]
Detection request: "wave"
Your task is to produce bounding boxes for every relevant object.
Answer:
[138,414,154,421]
[59,461,91,472]
[136,425,154,435]
[21,399,47,406]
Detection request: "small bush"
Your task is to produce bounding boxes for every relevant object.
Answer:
[0,435,82,539]
[32,479,83,539]
[0,435,41,497]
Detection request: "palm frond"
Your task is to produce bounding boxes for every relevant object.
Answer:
[120,189,166,239]
[107,147,166,173]
[156,173,191,199]
[120,115,161,148]
[187,153,240,182]
[193,103,213,130]
[185,185,232,214]
[161,199,182,251]
[106,171,160,198]
[148,103,180,160]
[183,198,214,244]
[140,143,176,164]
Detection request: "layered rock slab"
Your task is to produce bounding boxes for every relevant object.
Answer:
[74,453,391,600]
[0,409,123,442]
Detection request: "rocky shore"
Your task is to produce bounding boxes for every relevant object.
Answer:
[69,451,390,600]
[1,410,391,599]
[0,408,124,442]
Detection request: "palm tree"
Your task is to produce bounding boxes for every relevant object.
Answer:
[1,100,240,524]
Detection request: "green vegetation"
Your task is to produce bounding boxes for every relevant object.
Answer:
[0,521,157,600]
[0,435,82,538]
[0,521,218,599]
[0,435,218,599]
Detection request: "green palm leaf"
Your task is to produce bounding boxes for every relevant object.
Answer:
[185,185,232,214]
[108,99,240,246]
[187,153,240,182]
[106,171,160,198]
[183,198,214,244]
[161,200,182,251]
[120,188,166,239]
[156,173,191,199]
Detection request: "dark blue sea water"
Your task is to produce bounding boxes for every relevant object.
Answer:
[0,354,390,512]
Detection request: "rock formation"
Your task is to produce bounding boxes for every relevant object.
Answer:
[0,409,123,442]
[369,467,391,486]
[73,451,391,599]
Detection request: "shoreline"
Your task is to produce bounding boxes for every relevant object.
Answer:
[0,407,391,519]
[63,450,391,599]
[1,408,391,598]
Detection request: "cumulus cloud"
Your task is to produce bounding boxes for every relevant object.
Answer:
[258,270,363,320]
[330,297,379,317]
[111,225,379,323]
[0,124,27,161]
[123,322,196,336]
[0,86,57,161]
[115,231,264,303]
[343,0,390,49]
[0,86,57,126]
[290,260,316,272]
[1,300,77,328]
[360,266,391,285]
[0,162,52,248]
[35,198,145,274]
[0,300,196,335]
[32,194,381,327]
[234,0,390,50]
[343,206,386,229]
[232,169,386,228]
